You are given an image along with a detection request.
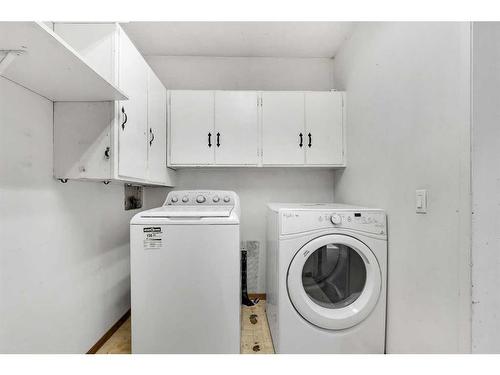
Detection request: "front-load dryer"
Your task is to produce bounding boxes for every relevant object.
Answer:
[130,190,241,353]
[266,203,387,353]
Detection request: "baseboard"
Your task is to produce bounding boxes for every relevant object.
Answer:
[87,309,131,354]
[249,293,266,300]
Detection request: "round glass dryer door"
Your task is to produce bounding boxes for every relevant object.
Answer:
[287,234,381,330]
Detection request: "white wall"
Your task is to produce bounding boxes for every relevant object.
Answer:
[146,56,334,90]
[332,23,471,353]
[0,77,163,353]
[148,55,336,292]
[471,22,500,353]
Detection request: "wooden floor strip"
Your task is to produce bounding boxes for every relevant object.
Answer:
[87,309,131,354]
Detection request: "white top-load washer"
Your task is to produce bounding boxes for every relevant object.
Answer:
[266,203,387,353]
[130,190,241,353]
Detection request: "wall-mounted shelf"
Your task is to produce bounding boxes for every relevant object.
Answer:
[0,22,128,101]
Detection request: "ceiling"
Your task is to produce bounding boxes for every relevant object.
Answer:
[120,22,354,58]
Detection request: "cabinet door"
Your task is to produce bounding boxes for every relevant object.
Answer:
[214,91,259,165]
[147,69,168,183]
[305,92,344,165]
[169,90,215,165]
[262,92,305,165]
[118,27,148,180]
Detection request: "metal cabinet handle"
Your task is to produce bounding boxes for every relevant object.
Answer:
[208,132,212,147]
[299,133,303,148]
[149,128,155,146]
[121,106,128,130]
[216,132,220,147]
[104,147,111,159]
[308,133,312,148]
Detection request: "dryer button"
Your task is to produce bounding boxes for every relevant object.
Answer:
[330,214,342,225]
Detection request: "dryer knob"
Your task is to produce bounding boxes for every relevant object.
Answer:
[196,195,206,203]
[171,196,178,203]
[330,214,342,225]
[182,196,189,203]
[223,196,230,203]
[213,196,220,203]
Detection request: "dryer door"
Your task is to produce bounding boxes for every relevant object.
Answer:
[287,234,381,330]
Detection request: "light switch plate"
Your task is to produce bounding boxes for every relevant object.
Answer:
[416,189,427,213]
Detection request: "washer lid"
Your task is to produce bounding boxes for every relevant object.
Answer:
[287,234,381,330]
[139,205,233,218]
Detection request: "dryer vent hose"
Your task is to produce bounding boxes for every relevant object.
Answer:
[241,250,259,306]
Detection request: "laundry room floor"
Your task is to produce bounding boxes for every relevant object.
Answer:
[95,300,274,354]
[240,301,274,354]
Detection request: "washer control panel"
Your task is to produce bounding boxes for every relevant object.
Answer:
[164,190,235,206]
[281,210,386,236]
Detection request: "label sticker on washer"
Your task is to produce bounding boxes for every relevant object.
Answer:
[143,227,163,250]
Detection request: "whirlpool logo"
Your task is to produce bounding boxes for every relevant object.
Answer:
[143,227,162,233]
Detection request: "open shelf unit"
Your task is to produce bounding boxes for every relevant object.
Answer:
[0,22,128,101]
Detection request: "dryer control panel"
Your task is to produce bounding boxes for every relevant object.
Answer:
[280,210,386,237]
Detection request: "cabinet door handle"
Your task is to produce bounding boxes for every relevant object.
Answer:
[149,128,155,146]
[208,132,212,147]
[299,133,303,148]
[216,132,220,147]
[104,147,111,159]
[308,133,312,148]
[121,106,128,130]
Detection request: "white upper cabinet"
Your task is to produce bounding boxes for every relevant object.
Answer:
[261,92,305,165]
[117,29,149,180]
[169,90,215,165]
[214,91,259,165]
[168,91,259,166]
[53,23,175,186]
[147,68,169,183]
[305,92,344,165]
[167,89,345,168]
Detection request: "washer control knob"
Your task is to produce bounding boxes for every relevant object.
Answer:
[223,196,230,203]
[182,196,189,203]
[171,196,178,203]
[330,214,342,225]
[196,195,206,204]
[213,196,220,203]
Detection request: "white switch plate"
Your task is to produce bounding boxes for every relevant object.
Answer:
[416,189,427,213]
